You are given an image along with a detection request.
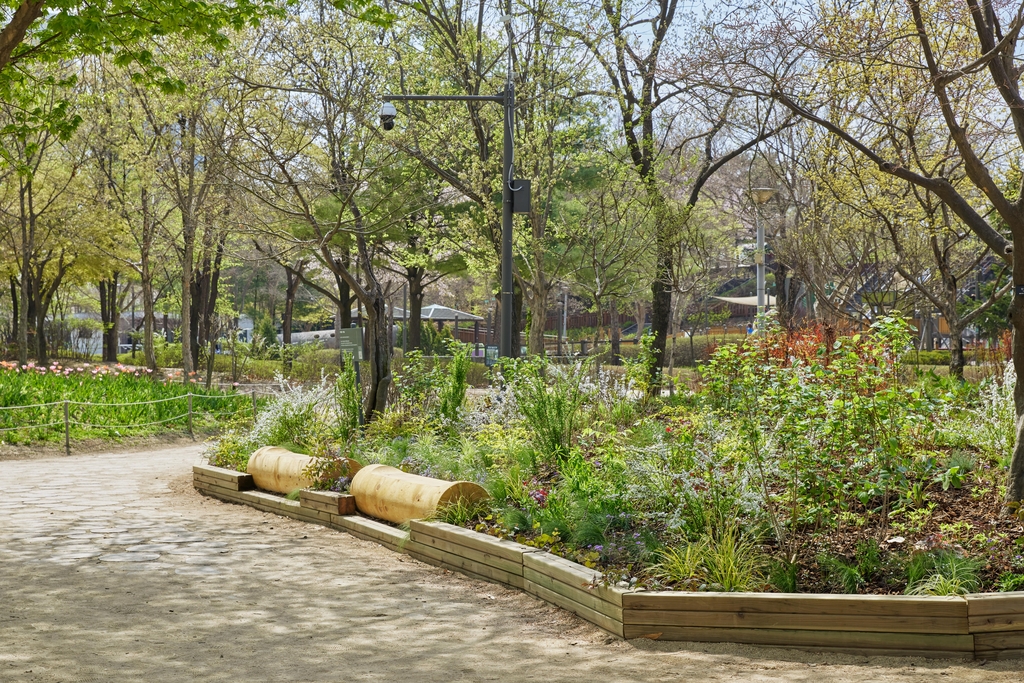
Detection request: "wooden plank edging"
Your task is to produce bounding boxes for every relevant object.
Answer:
[194,463,254,489]
[409,520,536,564]
[192,467,1024,658]
[623,592,967,618]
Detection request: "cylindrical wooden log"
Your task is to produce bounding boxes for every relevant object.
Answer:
[246,446,314,493]
[350,464,489,524]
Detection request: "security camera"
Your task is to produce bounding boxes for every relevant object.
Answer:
[380,102,397,131]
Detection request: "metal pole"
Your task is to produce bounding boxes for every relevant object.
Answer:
[252,389,257,423]
[187,393,194,439]
[402,283,408,353]
[63,400,70,457]
[500,84,515,358]
[756,208,765,333]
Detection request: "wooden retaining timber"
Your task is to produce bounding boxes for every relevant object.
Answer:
[299,489,357,516]
[193,462,1024,659]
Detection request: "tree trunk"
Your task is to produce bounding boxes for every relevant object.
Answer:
[949,326,965,381]
[513,284,524,358]
[282,265,301,372]
[142,276,156,371]
[776,262,794,328]
[18,178,32,366]
[407,269,424,351]
[35,288,47,365]
[649,248,673,391]
[1005,247,1024,504]
[180,218,195,377]
[610,296,621,365]
[527,287,548,356]
[139,187,158,371]
[189,276,202,371]
[283,267,300,345]
[363,289,393,421]
[9,277,17,347]
[99,274,120,363]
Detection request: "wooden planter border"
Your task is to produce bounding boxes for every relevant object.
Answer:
[194,462,1024,660]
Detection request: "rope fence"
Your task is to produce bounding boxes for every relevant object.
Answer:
[0,392,259,456]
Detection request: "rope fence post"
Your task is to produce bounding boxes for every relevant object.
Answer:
[63,401,70,457]
[187,393,194,439]
[252,390,257,424]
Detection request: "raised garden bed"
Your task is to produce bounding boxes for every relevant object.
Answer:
[194,461,1024,660]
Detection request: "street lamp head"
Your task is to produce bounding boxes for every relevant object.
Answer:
[379,101,397,131]
[750,187,777,205]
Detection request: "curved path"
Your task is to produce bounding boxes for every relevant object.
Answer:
[0,446,1017,681]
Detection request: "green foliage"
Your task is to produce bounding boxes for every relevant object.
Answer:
[436,342,470,424]
[702,527,767,592]
[699,315,935,539]
[934,466,967,491]
[906,551,982,596]
[430,497,491,526]
[0,362,244,444]
[505,357,591,462]
[623,331,657,394]
[256,315,279,350]
[653,538,709,588]
[334,353,361,443]
[998,573,1024,592]
[206,377,351,471]
[769,558,799,593]
[654,528,766,592]
[303,451,360,491]
[818,555,865,594]
[391,343,474,429]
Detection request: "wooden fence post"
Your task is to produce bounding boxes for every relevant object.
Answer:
[63,401,70,457]
[187,393,194,439]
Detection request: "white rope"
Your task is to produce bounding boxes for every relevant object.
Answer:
[0,401,67,411]
[67,395,188,407]
[69,413,190,429]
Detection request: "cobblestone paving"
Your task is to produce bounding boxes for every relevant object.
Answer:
[1,447,1021,682]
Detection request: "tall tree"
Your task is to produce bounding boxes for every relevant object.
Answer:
[728,0,1024,502]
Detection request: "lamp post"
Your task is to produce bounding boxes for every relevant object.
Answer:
[382,49,530,358]
[749,187,776,333]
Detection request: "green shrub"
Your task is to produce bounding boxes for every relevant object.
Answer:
[998,572,1024,592]
[653,538,709,588]
[506,357,591,462]
[652,528,765,592]
[430,497,491,526]
[436,342,470,424]
[818,554,864,594]
[906,551,982,595]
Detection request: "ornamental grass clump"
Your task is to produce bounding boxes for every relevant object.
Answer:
[505,357,592,463]
[653,527,766,592]
[906,550,982,596]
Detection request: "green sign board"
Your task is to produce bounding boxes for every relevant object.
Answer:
[337,327,363,361]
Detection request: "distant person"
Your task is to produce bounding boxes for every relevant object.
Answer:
[746,322,754,335]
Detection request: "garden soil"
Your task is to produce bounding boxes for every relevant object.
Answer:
[0,445,1019,682]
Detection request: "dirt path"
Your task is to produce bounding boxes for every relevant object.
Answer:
[0,446,1017,682]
